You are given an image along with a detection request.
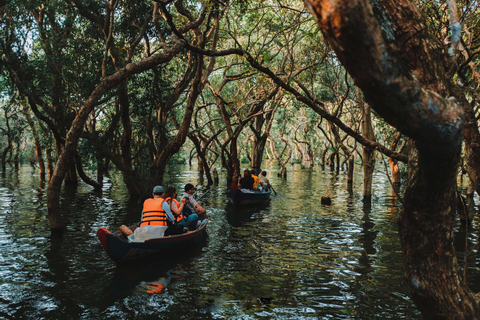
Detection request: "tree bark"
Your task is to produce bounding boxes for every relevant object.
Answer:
[389,132,403,186]
[117,80,142,197]
[347,155,354,190]
[23,101,46,176]
[362,103,375,201]
[304,0,480,318]
[74,153,101,190]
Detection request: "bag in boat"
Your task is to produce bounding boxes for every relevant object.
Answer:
[127,225,168,242]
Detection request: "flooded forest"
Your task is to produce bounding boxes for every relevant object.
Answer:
[1,0,480,318]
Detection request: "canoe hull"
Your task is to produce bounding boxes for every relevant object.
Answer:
[97,218,209,263]
[225,189,271,205]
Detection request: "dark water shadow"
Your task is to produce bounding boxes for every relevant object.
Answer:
[99,234,208,308]
[224,202,271,227]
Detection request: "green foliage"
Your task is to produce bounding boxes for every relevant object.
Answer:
[0,0,423,183]
[170,153,187,165]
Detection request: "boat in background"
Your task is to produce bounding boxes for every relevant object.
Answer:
[225,188,272,205]
[97,217,209,264]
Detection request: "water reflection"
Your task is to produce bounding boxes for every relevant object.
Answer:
[100,246,206,308]
[0,163,435,319]
[224,202,271,227]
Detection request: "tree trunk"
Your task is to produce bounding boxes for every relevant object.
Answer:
[305,0,480,317]
[388,157,401,185]
[46,149,54,178]
[251,134,268,170]
[269,135,290,178]
[1,142,12,171]
[362,103,375,201]
[151,53,204,189]
[389,132,403,186]
[118,80,141,197]
[96,155,104,187]
[74,153,101,190]
[461,93,480,197]
[347,155,354,191]
[23,102,46,176]
[398,141,478,318]
[13,142,19,172]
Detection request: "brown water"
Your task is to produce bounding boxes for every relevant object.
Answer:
[1,162,478,319]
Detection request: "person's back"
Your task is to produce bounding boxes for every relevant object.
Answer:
[136,185,181,239]
[140,197,168,227]
[238,170,254,190]
[250,169,261,190]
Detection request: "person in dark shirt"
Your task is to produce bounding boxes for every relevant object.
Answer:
[238,169,255,190]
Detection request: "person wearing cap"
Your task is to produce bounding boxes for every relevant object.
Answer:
[181,183,207,217]
[140,185,183,235]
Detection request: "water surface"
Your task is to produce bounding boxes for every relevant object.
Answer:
[1,163,477,319]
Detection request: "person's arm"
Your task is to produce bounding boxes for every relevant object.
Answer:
[162,202,175,222]
[169,199,184,216]
[176,198,187,214]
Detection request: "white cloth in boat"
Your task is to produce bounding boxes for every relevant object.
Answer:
[239,188,256,193]
[127,225,169,242]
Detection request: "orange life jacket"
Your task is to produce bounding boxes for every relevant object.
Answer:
[140,198,167,227]
[165,197,184,223]
[252,174,261,189]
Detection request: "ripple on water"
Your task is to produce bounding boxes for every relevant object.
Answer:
[0,164,427,319]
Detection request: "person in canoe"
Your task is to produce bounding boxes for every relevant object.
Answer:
[259,171,272,191]
[164,186,199,231]
[250,169,262,190]
[181,183,207,218]
[238,169,254,190]
[140,185,185,236]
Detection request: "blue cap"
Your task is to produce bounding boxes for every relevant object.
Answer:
[153,186,164,194]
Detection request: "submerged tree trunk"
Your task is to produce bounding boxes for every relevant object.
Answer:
[362,103,375,201]
[13,142,19,172]
[347,155,354,189]
[1,142,12,171]
[118,80,141,197]
[305,0,480,317]
[389,133,403,187]
[269,135,290,178]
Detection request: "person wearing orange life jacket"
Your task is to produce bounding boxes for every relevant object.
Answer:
[250,169,261,190]
[164,186,199,230]
[140,186,182,235]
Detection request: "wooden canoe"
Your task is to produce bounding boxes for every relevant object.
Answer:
[97,217,209,263]
[225,188,272,205]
